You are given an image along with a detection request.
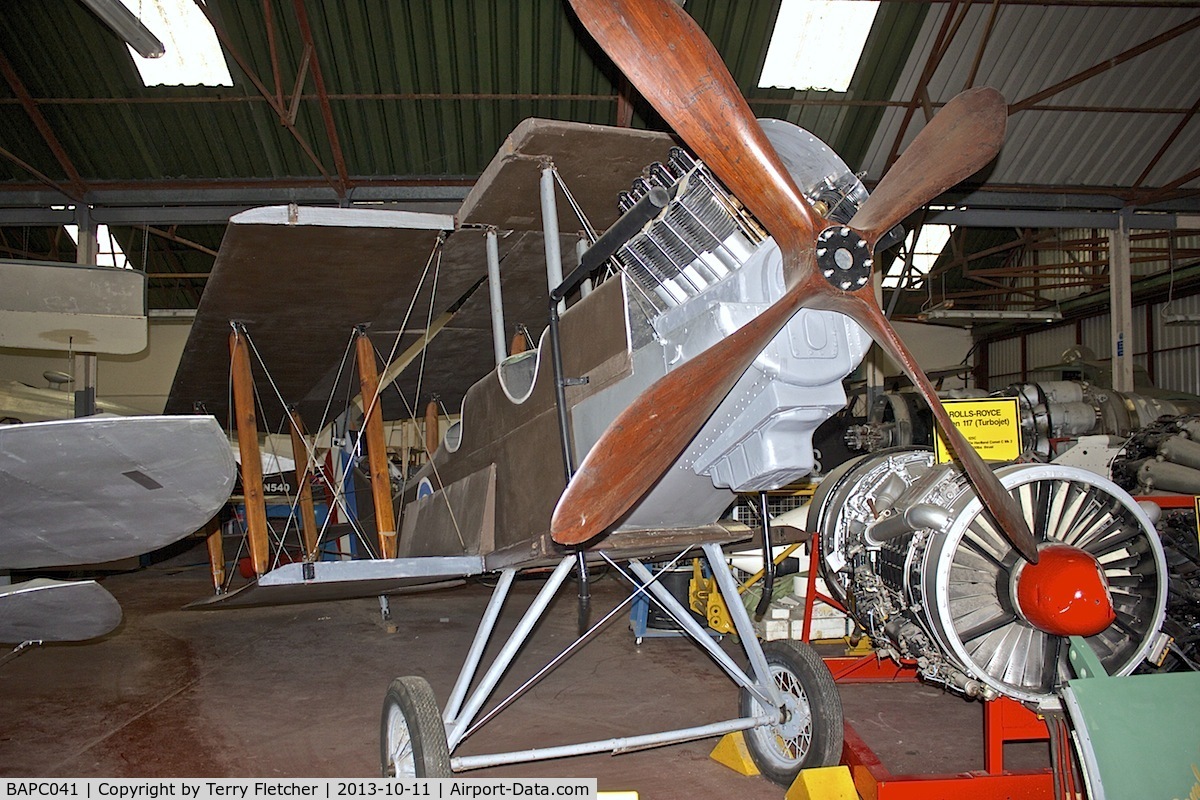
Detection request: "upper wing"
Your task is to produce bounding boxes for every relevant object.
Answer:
[166,120,675,433]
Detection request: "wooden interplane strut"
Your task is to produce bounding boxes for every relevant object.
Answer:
[230,328,271,577]
[356,331,398,560]
[287,408,321,561]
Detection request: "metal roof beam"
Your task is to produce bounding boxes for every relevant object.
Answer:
[885,0,971,170]
[0,181,470,216]
[2,92,1195,116]
[0,48,86,200]
[1009,16,1200,113]
[135,224,219,258]
[191,0,343,197]
[927,206,1200,229]
[0,144,81,201]
[292,0,350,195]
[263,0,284,108]
[941,187,1200,212]
[965,0,1003,90]
[1133,91,1200,189]
[1132,166,1200,206]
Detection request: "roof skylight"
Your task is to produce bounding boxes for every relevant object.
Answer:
[758,0,880,92]
[66,223,132,269]
[883,224,954,289]
[119,0,232,87]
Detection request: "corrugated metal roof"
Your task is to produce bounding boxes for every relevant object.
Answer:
[0,0,783,186]
[1,0,1198,315]
[864,3,1200,192]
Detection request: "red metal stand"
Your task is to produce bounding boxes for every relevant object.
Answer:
[983,696,1053,774]
[802,533,1056,799]
[841,722,1054,800]
[1133,493,1197,510]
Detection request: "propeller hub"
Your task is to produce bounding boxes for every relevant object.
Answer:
[816,226,872,291]
[1013,544,1115,637]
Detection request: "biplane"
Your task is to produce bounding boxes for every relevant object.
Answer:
[168,0,1172,786]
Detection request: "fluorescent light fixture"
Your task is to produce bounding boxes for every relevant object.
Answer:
[77,0,165,59]
[1161,311,1200,326]
[65,223,132,269]
[921,307,1063,323]
[759,0,880,92]
[118,0,232,87]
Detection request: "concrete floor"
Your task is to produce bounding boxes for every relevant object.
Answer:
[1,544,1049,795]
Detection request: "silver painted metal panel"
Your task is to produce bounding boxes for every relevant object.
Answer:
[229,205,455,231]
[257,555,486,586]
[0,578,121,643]
[0,415,235,568]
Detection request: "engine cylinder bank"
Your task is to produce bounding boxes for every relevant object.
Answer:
[811,449,1168,706]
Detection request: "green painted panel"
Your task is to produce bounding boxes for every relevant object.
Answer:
[1064,670,1200,800]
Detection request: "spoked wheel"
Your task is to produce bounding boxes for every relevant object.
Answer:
[380,676,451,778]
[739,640,844,786]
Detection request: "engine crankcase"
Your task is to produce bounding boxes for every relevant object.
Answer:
[811,449,1168,706]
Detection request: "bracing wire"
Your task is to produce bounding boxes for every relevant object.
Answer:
[551,166,598,243]
[240,326,378,562]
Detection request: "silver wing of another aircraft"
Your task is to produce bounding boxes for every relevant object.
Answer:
[0,414,236,646]
[0,415,236,568]
[0,578,122,645]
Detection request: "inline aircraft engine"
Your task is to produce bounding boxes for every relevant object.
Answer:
[811,449,1169,707]
[574,120,880,501]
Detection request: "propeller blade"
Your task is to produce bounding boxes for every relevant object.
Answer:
[553,0,831,545]
[842,86,1038,560]
[554,0,1038,562]
[552,276,811,546]
[566,0,819,261]
[836,294,1041,563]
[850,87,1008,242]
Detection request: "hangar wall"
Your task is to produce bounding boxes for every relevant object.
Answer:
[0,320,191,415]
[0,319,975,419]
[985,292,1200,395]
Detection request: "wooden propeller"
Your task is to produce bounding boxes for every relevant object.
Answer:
[551,0,1039,564]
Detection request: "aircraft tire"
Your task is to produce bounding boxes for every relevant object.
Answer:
[380,676,451,778]
[738,640,844,786]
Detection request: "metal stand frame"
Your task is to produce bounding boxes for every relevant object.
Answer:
[798,532,1055,799]
[440,544,782,772]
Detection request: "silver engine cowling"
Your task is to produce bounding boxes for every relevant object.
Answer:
[811,449,1168,707]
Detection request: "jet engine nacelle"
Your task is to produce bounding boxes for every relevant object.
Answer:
[810,449,1169,707]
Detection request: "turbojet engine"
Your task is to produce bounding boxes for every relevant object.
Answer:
[811,449,1169,707]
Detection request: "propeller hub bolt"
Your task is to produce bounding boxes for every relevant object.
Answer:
[815,226,872,292]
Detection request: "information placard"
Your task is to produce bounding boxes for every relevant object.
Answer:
[933,397,1022,464]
